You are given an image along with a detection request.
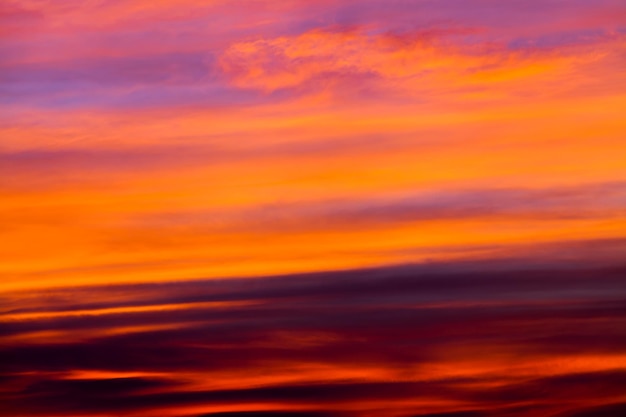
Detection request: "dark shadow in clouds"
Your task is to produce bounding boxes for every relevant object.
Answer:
[556,402,626,417]
[5,237,626,315]
[196,413,340,417]
[22,376,176,398]
[2,249,626,416]
[7,371,626,415]
[448,370,626,406]
[4,379,472,413]
[408,412,486,417]
[2,282,625,380]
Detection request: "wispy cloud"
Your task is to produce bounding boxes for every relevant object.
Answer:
[1,1,625,415]
[2,258,626,416]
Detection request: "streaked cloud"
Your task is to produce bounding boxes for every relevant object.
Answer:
[1,1,625,415]
[2,258,626,416]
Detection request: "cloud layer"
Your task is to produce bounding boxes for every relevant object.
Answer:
[1,1,625,415]
[2,257,626,416]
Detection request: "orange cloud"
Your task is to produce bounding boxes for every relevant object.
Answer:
[219,26,626,103]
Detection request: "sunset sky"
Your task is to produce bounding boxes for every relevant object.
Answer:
[1,1,626,416]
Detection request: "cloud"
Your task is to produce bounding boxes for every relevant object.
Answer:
[555,402,626,417]
[195,412,340,417]
[408,412,486,417]
[218,24,624,103]
[4,6,624,111]
[125,182,626,236]
[2,2,626,415]
[2,257,626,415]
[22,376,176,398]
